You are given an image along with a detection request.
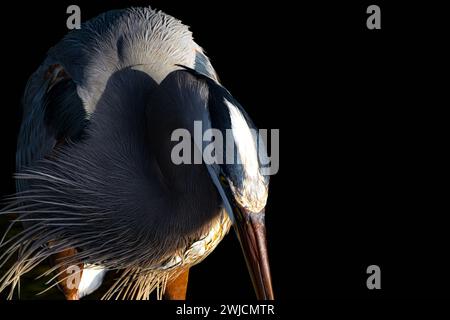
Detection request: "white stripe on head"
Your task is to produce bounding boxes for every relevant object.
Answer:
[224,98,259,178]
[224,98,268,212]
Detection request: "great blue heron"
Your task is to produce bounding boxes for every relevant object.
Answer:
[0,6,273,300]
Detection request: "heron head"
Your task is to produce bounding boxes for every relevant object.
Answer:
[163,66,274,299]
[181,67,274,300]
[215,106,274,300]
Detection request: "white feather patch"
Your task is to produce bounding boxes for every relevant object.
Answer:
[78,264,106,299]
[224,99,268,212]
[224,99,259,178]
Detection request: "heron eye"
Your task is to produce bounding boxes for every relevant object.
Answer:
[219,174,228,186]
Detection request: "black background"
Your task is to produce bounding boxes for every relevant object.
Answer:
[0,0,446,305]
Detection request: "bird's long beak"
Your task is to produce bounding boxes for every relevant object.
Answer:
[233,208,274,300]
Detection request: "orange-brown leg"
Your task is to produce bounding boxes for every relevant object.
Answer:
[49,247,83,300]
[164,268,190,300]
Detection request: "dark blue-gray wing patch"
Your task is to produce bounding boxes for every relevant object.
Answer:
[44,78,87,142]
[16,66,87,193]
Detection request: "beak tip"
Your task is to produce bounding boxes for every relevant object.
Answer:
[234,209,274,301]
